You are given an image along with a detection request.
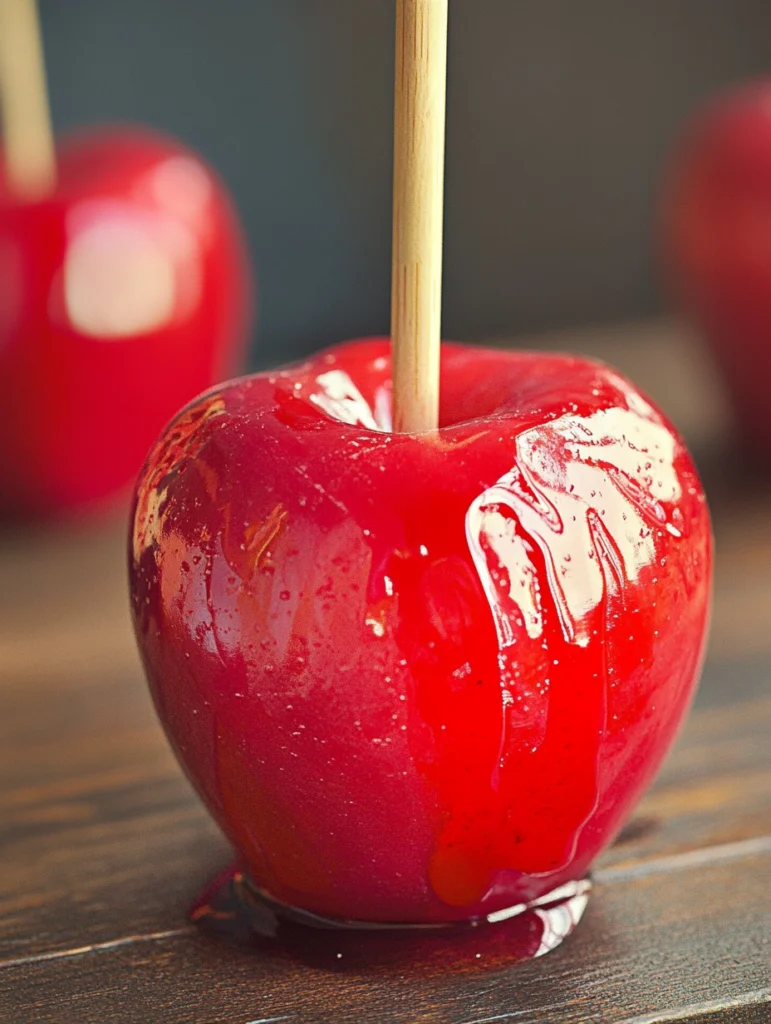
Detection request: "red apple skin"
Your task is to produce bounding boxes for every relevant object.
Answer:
[130,340,712,924]
[0,126,251,516]
[663,79,771,456]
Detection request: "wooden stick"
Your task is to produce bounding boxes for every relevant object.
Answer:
[391,0,448,433]
[0,0,55,198]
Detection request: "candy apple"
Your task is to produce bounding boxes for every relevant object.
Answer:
[0,126,251,516]
[662,79,771,456]
[130,340,711,925]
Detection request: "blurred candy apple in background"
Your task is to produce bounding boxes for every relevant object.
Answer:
[0,128,252,516]
[662,79,771,458]
[0,0,252,517]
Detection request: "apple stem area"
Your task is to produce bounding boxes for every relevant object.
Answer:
[390,0,448,434]
[0,0,56,199]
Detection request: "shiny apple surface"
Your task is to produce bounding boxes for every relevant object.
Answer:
[130,340,712,923]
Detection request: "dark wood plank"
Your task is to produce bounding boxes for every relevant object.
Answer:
[2,639,770,965]
[1,852,769,1024]
[618,1007,771,1024]
[2,521,771,964]
[0,666,228,962]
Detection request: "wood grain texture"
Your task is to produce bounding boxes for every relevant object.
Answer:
[2,646,769,965]
[1,853,769,1023]
[1,324,770,1021]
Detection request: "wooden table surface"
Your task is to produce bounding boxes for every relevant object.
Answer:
[2,321,770,1024]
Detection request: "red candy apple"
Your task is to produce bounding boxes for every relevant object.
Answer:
[663,78,771,457]
[0,126,251,516]
[129,340,711,925]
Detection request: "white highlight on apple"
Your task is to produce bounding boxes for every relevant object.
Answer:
[310,370,391,432]
[62,200,201,339]
[148,156,213,224]
[467,404,682,650]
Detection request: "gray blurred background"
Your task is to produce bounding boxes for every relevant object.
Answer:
[40,0,771,367]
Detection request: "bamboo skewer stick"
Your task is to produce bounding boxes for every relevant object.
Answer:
[391,0,448,433]
[0,0,55,198]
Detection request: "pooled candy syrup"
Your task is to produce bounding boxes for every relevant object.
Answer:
[130,340,711,960]
[191,864,590,966]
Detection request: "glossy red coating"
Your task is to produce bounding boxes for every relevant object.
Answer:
[663,79,771,455]
[0,126,251,516]
[130,340,712,924]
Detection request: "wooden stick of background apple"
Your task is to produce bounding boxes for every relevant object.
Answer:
[391,0,449,433]
[0,0,55,198]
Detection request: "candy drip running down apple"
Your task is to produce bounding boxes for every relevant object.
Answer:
[130,0,712,949]
[662,78,771,459]
[0,0,251,515]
